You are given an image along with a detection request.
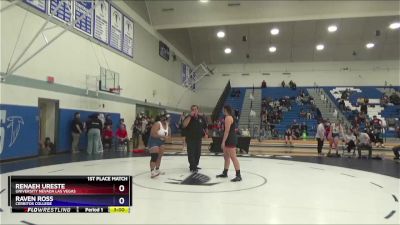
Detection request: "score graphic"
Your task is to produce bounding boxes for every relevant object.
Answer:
[9,176,132,213]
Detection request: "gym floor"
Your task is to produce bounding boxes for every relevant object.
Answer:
[1,147,399,224]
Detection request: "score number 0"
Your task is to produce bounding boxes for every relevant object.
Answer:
[117,184,127,205]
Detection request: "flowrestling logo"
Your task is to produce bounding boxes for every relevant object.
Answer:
[0,110,25,154]
[165,173,219,186]
[132,168,267,193]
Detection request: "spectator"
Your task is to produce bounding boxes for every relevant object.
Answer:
[333,109,338,120]
[261,80,267,88]
[356,130,372,158]
[306,111,312,120]
[98,113,105,126]
[291,120,300,138]
[42,137,55,154]
[131,118,141,149]
[370,115,382,128]
[393,145,400,160]
[315,119,325,156]
[328,122,341,157]
[344,129,356,153]
[300,122,308,136]
[116,124,129,149]
[300,108,306,118]
[316,108,322,120]
[102,125,113,150]
[119,118,125,126]
[105,114,113,127]
[281,80,285,88]
[234,108,240,121]
[71,112,83,154]
[284,128,293,147]
[360,103,368,115]
[389,92,400,105]
[86,113,103,154]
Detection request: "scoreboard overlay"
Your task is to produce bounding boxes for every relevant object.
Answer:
[8,176,132,213]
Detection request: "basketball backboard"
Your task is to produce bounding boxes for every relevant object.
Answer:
[99,67,121,94]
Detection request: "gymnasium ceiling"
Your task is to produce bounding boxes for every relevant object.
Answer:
[124,0,400,64]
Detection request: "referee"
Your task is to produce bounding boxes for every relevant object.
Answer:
[183,105,208,173]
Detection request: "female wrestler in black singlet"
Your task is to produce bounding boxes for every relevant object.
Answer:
[216,105,242,182]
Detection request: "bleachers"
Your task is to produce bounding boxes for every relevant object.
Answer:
[215,86,398,139]
[273,103,318,138]
[221,88,246,122]
[262,87,299,100]
[325,86,400,138]
[262,87,318,138]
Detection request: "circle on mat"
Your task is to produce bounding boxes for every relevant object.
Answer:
[132,168,267,193]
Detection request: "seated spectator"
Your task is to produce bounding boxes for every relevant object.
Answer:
[389,92,400,105]
[341,91,348,100]
[372,126,384,148]
[380,94,389,106]
[292,129,300,139]
[300,109,306,118]
[370,115,382,128]
[344,130,356,153]
[356,131,372,158]
[102,125,113,150]
[359,112,367,123]
[306,111,312,120]
[393,145,400,160]
[261,80,267,88]
[105,114,113,127]
[300,122,308,136]
[41,137,55,154]
[284,128,293,146]
[116,124,129,148]
[234,108,240,121]
[235,89,240,97]
[333,109,338,120]
[230,89,236,98]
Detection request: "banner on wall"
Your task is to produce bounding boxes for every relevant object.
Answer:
[23,0,47,13]
[93,0,109,44]
[122,16,134,57]
[49,0,72,23]
[159,41,170,61]
[74,0,93,36]
[0,105,39,160]
[109,5,123,51]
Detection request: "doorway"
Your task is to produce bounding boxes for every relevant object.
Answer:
[38,98,59,155]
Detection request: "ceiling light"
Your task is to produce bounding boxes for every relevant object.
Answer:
[366,42,375,49]
[224,48,232,54]
[270,28,279,35]
[217,31,225,38]
[316,44,325,51]
[269,46,277,53]
[327,25,337,33]
[389,22,400,29]
[199,0,209,3]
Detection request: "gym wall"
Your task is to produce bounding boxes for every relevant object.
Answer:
[0,1,198,160]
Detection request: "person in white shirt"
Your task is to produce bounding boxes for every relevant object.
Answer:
[344,129,356,153]
[328,122,343,157]
[356,131,372,158]
[333,109,338,120]
[315,119,325,156]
